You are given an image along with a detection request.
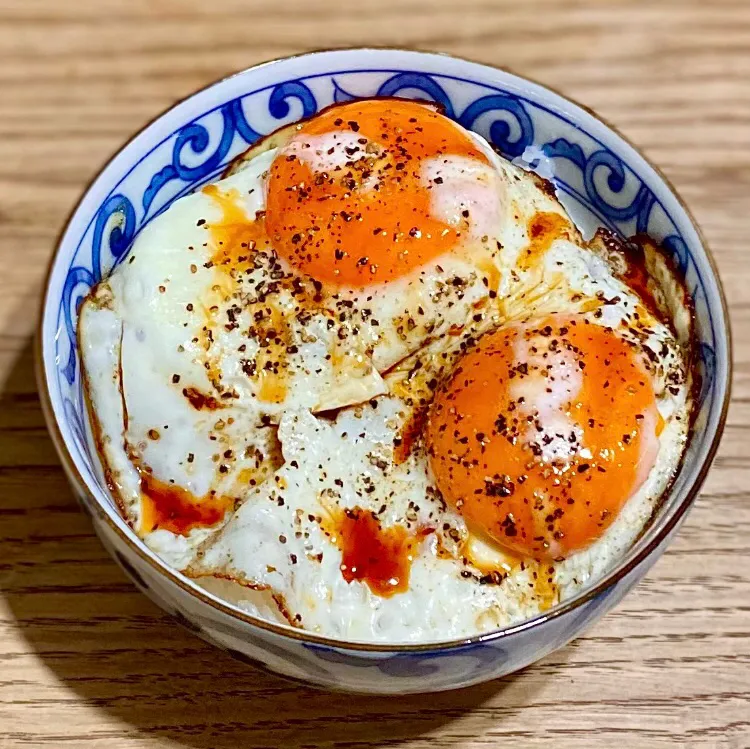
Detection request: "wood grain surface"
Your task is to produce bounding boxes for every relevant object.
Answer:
[0,0,748,746]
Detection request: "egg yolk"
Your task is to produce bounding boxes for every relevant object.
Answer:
[426,315,660,560]
[265,99,489,287]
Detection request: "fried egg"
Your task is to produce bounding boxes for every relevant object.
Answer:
[79,98,693,641]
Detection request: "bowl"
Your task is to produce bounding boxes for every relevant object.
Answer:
[37,48,730,694]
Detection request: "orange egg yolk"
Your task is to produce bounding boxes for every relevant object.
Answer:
[265,99,489,287]
[426,315,660,560]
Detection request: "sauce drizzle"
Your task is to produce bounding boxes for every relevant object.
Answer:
[202,184,270,267]
[520,211,571,269]
[139,472,233,536]
[333,507,428,597]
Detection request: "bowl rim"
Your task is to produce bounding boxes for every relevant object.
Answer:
[35,46,732,654]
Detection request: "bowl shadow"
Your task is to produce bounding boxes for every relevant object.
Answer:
[1,336,568,747]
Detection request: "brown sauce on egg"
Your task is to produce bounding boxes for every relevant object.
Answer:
[139,473,233,536]
[393,405,428,464]
[202,184,271,268]
[257,374,288,404]
[330,507,430,597]
[439,528,557,610]
[476,259,501,295]
[528,561,558,611]
[618,244,663,322]
[520,211,572,270]
[201,184,292,405]
[589,228,667,324]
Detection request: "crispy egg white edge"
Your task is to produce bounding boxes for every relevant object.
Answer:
[78,154,283,567]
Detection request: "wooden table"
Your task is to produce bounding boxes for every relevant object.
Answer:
[1,1,748,746]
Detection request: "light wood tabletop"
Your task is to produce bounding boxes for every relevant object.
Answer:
[1,1,748,746]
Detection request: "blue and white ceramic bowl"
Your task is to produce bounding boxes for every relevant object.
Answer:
[37,49,730,694]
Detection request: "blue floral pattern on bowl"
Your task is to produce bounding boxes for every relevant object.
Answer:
[39,49,730,694]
